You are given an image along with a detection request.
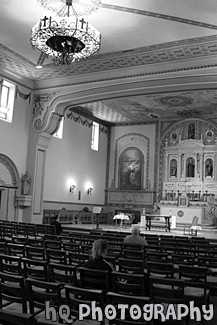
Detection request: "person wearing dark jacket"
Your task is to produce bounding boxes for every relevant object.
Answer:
[85,239,114,272]
[51,215,62,236]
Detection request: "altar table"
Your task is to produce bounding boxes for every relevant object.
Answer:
[141,215,171,232]
[113,214,130,227]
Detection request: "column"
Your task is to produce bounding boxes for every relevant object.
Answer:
[165,154,169,181]
[31,132,52,223]
[201,153,204,197]
[178,154,181,179]
[201,154,204,181]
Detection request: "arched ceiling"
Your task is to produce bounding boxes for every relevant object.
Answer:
[1,0,217,125]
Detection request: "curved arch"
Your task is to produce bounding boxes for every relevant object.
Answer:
[0,154,19,188]
[33,74,217,134]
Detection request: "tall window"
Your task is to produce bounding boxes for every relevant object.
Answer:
[53,118,64,139]
[91,122,99,151]
[0,80,15,122]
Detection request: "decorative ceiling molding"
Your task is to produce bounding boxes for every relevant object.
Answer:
[101,4,217,31]
[1,33,217,84]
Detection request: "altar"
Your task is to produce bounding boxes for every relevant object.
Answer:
[140,215,172,231]
[113,213,129,227]
[160,206,205,224]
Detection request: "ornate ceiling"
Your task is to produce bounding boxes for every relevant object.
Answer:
[1,0,217,125]
[71,90,217,124]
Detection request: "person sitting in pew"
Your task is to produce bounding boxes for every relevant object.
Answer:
[123,226,147,247]
[85,239,114,272]
[50,215,62,236]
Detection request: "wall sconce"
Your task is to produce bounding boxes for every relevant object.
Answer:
[85,182,93,195]
[87,186,93,195]
[69,184,76,193]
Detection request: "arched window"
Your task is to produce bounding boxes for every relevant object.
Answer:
[119,148,143,190]
[186,157,195,177]
[0,79,15,122]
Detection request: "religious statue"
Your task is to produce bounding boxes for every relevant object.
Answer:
[205,159,213,177]
[153,202,158,214]
[21,171,31,195]
[186,158,195,177]
[170,159,177,177]
[188,123,195,139]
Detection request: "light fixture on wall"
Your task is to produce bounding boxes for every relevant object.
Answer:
[86,182,93,195]
[69,184,76,193]
[67,178,76,193]
[87,186,93,195]
[31,0,101,65]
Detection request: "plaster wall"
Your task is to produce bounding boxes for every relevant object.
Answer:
[43,117,108,212]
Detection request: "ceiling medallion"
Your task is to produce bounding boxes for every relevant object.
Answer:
[159,96,193,107]
[31,0,101,65]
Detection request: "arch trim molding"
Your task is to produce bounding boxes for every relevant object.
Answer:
[0,154,19,188]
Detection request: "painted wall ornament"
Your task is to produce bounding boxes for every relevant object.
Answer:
[33,92,57,131]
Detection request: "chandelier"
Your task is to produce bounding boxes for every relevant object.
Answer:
[31,0,101,65]
[38,0,101,16]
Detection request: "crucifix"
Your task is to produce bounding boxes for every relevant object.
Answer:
[41,16,49,27]
[79,18,87,29]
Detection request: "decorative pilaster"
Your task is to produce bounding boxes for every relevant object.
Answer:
[178,154,181,179]
[165,154,169,181]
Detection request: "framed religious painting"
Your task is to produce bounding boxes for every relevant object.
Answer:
[119,148,143,190]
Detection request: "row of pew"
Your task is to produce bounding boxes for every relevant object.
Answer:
[0,220,217,324]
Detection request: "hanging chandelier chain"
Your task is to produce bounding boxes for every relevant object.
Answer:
[38,0,101,17]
